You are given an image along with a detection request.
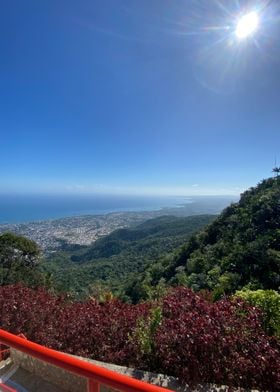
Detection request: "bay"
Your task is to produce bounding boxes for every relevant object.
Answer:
[0,194,191,224]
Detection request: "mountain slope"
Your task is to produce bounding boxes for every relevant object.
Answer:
[129,177,280,300]
[43,214,215,296]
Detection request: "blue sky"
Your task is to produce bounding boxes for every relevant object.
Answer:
[1,0,280,196]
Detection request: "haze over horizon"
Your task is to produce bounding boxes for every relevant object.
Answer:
[1,0,280,196]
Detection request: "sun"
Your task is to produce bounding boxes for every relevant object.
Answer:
[235,11,259,39]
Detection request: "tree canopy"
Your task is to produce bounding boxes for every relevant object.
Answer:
[127,177,280,301]
[0,232,43,286]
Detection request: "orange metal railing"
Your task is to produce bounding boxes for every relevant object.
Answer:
[0,384,17,392]
[0,329,173,392]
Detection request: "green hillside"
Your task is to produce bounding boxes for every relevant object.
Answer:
[130,177,280,300]
[43,214,215,297]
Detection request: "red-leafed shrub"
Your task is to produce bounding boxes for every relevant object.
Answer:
[0,285,66,339]
[0,285,279,390]
[0,284,151,365]
[153,288,280,390]
[49,298,151,365]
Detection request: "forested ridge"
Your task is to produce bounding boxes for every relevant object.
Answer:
[42,214,215,297]
[128,177,280,301]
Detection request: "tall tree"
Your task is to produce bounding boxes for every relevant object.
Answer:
[0,232,41,285]
[272,166,280,177]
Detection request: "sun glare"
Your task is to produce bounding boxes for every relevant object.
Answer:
[235,11,259,39]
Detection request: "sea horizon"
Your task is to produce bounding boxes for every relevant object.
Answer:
[0,193,196,225]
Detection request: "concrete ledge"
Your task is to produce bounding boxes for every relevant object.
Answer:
[10,349,258,392]
[10,349,86,392]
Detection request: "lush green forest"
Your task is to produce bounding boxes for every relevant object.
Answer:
[127,177,280,301]
[2,177,280,303]
[42,214,215,297]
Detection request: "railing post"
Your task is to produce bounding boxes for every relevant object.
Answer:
[87,379,100,392]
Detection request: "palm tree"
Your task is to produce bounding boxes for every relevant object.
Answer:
[272,166,280,177]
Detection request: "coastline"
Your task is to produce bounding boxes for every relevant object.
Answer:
[0,195,237,253]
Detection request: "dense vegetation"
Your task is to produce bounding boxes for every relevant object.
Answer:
[234,289,280,338]
[42,215,215,297]
[0,232,48,287]
[129,177,280,301]
[1,284,279,390]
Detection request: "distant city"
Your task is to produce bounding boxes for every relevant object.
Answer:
[0,196,237,253]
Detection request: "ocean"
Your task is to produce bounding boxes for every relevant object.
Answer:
[0,194,191,224]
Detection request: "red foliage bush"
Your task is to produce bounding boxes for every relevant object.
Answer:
[0,284,150,364]
[153,287,280,390]
[0,285,279,390]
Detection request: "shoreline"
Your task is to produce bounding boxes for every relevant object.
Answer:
[0,195,237,253]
